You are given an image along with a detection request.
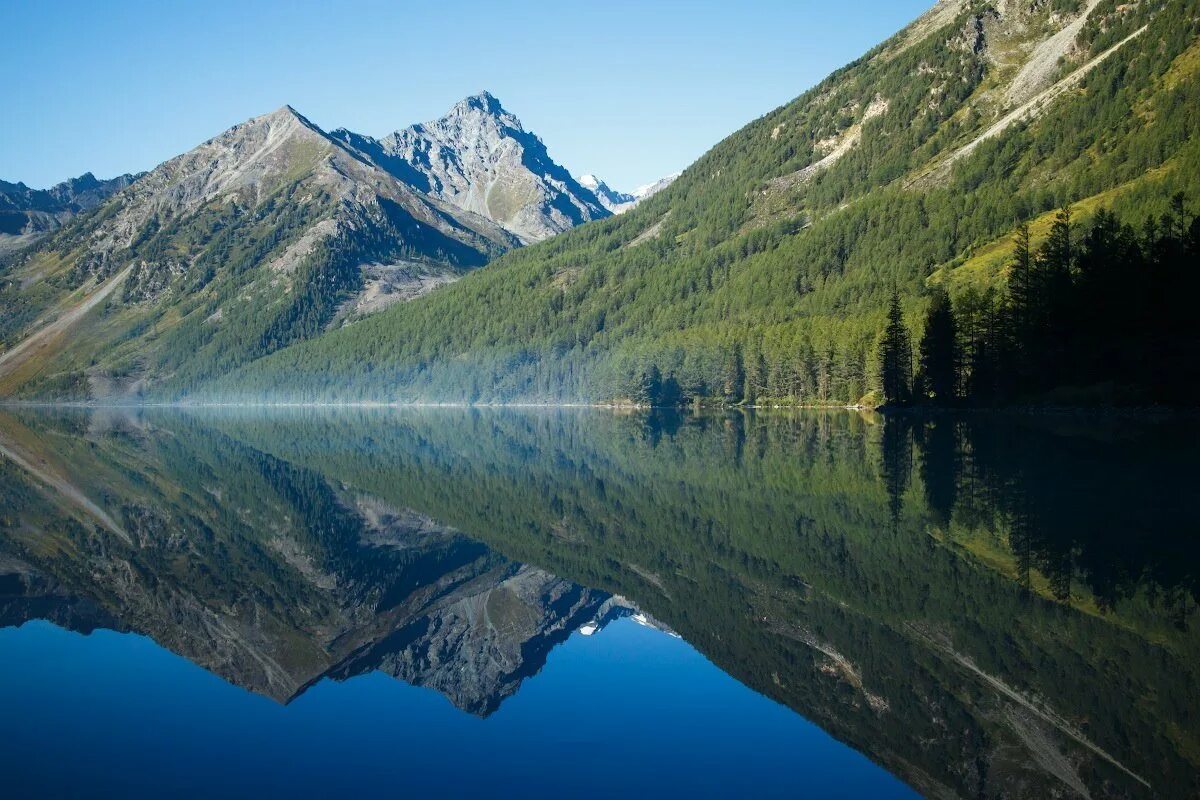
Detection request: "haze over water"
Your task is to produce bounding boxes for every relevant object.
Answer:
[0,407,1196,798]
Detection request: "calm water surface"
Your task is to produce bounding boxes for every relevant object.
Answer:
[0,408,1195,798]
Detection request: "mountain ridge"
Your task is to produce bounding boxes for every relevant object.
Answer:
[579,172,680,214]
[0,172,139,252]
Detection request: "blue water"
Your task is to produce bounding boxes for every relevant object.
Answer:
[0,618,916,799]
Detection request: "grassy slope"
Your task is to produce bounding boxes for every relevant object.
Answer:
[206,0,1200,403]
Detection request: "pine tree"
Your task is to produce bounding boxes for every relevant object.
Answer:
[1038,207,1074,384]
[918,287,958,404]
[1004,222,1039,395]
[878,289,913,406]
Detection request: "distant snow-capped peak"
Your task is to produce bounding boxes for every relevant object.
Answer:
[578,171,680,215]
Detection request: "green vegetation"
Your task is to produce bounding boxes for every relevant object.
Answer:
[892,202,1200,406]
[201,0,1200,405]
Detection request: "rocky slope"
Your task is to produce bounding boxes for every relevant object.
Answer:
[0,104,522,399]
[333,92,609,243]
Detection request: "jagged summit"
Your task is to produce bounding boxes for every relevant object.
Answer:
[454,90,506,116]
[333,92,610,243]
[0,171,138,247]
[578,173,636,213]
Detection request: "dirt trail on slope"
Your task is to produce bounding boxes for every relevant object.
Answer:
[0,266,132,387]
[910,24,1148,188]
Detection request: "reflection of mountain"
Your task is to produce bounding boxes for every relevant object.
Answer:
[206,408,1200,800]
[1,407,1197,799]
[0,410,640,715]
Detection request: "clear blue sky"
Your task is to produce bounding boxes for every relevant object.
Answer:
[1,0,931,191]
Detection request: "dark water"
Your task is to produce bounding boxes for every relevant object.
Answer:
[0,408,1196,799]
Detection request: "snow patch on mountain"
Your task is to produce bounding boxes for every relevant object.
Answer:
[578,171,680,215]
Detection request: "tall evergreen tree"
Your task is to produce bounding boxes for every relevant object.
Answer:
[1038,207,1074,382]
[918,287,958,404]
[878,289,913,406]
[1005,222,1038,394]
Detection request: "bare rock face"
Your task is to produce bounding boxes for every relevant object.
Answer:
[81,105,517,283]
[335,92,610,243]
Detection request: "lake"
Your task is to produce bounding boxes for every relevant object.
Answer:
[0,407,1196,798]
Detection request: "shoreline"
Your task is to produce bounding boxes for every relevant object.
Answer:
[0,399,1193,418]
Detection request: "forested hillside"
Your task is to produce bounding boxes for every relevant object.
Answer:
[208,0,1200,405]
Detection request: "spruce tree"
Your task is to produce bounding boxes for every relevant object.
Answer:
[918,287,958,404]
[878,289,913,406]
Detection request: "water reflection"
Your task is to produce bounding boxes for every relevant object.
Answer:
[0,407,1196,798]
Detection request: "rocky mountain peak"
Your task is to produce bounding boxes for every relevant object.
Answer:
[0,171,140,245]
[454,90,507,117]
[348,91,609,243]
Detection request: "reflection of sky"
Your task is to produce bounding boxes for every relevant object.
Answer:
[0,618,916,799]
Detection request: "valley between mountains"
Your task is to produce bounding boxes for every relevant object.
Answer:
[1,0,1198,406]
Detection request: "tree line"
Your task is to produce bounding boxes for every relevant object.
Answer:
[877,198,1200,407]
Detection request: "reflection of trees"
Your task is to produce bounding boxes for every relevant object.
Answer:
[907,415,1200,614]
[6,406,1185,798]
[914,418,957,527]
[878,416,912,524]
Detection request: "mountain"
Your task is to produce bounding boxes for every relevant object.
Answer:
[0,92,621,401]
[578,174,637,213]
[0,104,522,399]
[579,172,680,214]
[0,172,138,252]
[332,92,609,243]
[205,0,1200,404]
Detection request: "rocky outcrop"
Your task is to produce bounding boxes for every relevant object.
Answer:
[335,92,610,243]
